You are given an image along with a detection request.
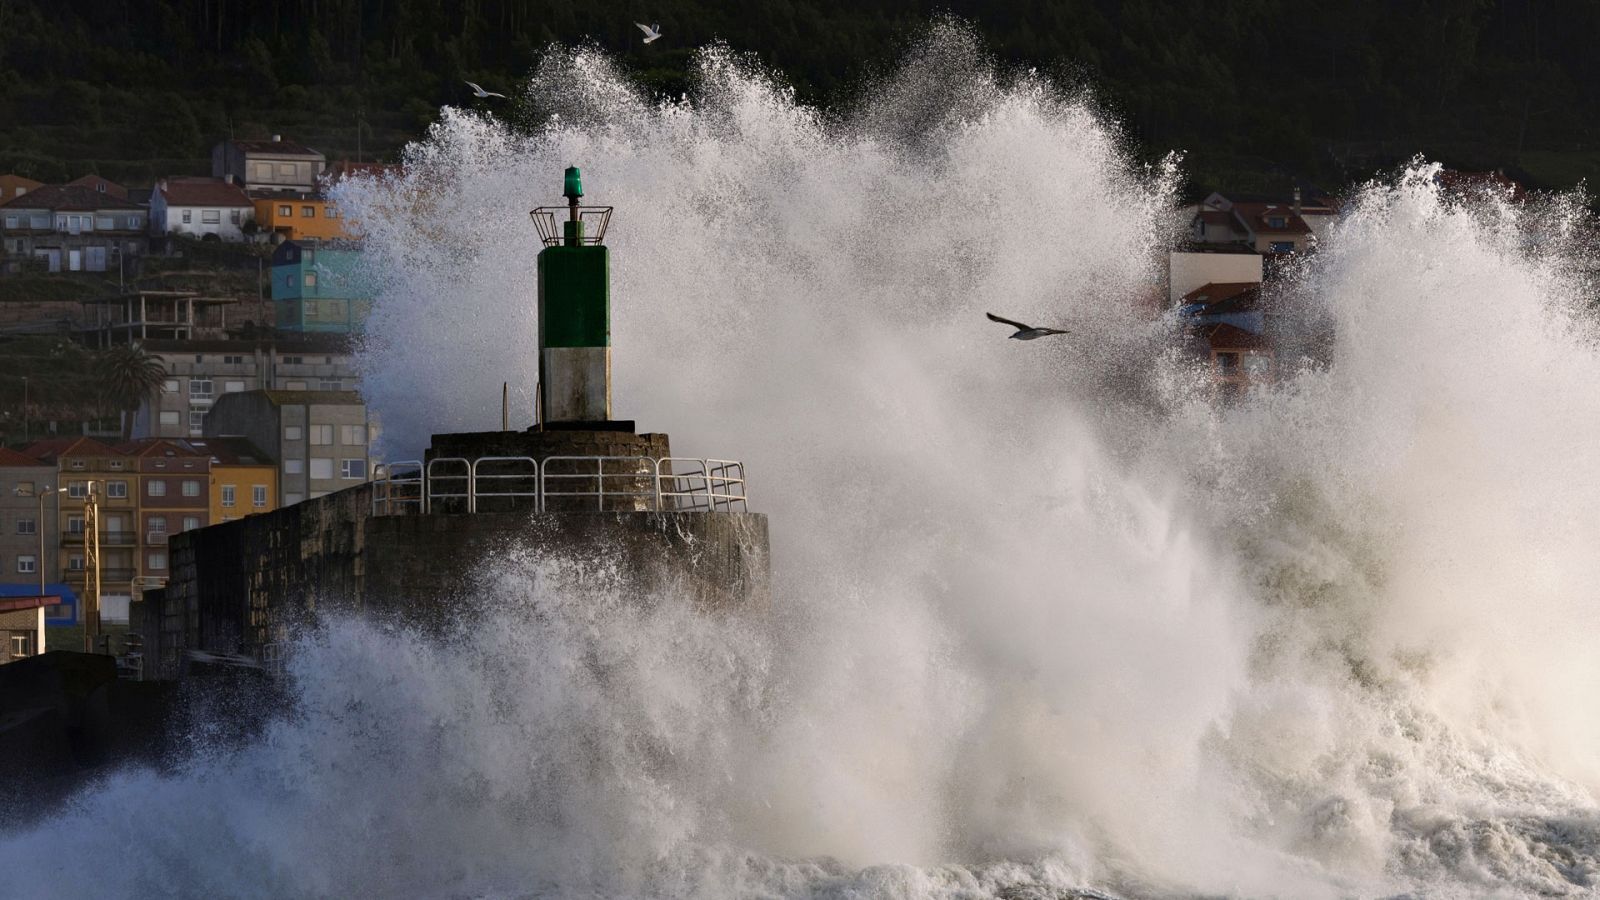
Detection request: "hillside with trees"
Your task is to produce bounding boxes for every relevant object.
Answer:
[1,0,1598,198]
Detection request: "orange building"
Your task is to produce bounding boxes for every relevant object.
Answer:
[252,192,356,242]
[0,173,43,202]
[190,437,278,523]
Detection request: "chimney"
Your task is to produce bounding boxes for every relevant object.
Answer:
[224,174,235,185]
[272,134,282,142]
[1293,186,1302,216]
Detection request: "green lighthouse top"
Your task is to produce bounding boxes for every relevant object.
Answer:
[563,166,583,200]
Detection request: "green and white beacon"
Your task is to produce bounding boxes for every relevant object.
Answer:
[532,166,615,425]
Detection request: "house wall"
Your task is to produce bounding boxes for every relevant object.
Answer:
[211,464,277,523]
[151,193,254,241]
[252,198,351,242]
[0,465,58,649]
[1168,251,1264,304]
[137,344,359,439]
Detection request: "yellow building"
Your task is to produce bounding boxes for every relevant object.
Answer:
[190,437,279,523]
[252,193,355,242]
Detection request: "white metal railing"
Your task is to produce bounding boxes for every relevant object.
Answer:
[369,455,749,515]
[371,460,424,516]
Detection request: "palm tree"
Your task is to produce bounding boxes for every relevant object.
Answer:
[94,342,167,440]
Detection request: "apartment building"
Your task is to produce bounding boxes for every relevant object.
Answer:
[0,447,59,655]
[272,239,372,333]
[118,440,210,589]
[188,437,278,523]
[22,438,141,625]
[205,390,376,505]
[134,335,360,439]
[0,185,147,274]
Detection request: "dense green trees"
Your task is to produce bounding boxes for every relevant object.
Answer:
[1,0,1597,197]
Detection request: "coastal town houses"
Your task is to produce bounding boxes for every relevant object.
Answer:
[64,174,130,200]
[116,439,212,591]
[1188,189,1337,253]
[21,438,141,626]
[189,436,278,524]
[150,176,255,242]
[134,335,360,439]
[204,390,376,506]
[0,174,43,202]
[272,240,371,332]
[0,447,60,658]
[212,136,326,194]
[0,185,147,274]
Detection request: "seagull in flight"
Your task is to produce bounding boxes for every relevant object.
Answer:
[465,81,506,99]
[636,22,663,43]
[987,312,1070,340]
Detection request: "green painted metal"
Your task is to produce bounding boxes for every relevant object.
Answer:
[563,166,583,200]
[538,245,609,348]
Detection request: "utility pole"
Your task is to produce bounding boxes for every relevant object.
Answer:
[21,376,27,444]
[83,482,100,653]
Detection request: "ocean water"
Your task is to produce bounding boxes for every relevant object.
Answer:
[6,24,1600,899]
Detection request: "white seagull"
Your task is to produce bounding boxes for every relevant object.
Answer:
[987,312,1070,340]
[465,81,506,99]
[636,22,663,44]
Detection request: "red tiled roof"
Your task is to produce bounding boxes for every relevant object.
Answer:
[0,446,51,467]
[65,175,129,200]
[114,438,204,458]
[1182,282,1260,312]
[0,184,144,212]
[158,177,253,208]
[1205,323,1269,350]
[1230,203,1312,236]
[1195,210,1237,227]
[21,437,124,461]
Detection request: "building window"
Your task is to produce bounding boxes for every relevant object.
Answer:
[67,481,87,498]
[69,554,84,571]
[279,205,292,216]
[148,516,167,538]
[181,210,192,224]
[181,480,200,497]
[189,410,207,433]
[17,555,35,574]
[282,356,303,365]
[1266,216,1286,229]
[202,209,221,224]
[13,482,33,497]
[284,459,304,475]
[10,634,31,658]
[340,459,365,479]
[162,379,179,393]
[224,380,245,393]
[107,480,128,498]
[223,355,245,365]
[1269,241,1295,253]
[1215,352,1240,376]
[252,485,267,507]
[70,460,85,470]
[284,425,303,441]
[182,516,200,531]
[3,216,15,228]
[309,458,334,480]
[230,209,242,224]
[279,163,296,176]
[129,216,142,229]
[301,206,315,217]
[16,517,35,535]
[96,216,113,230]
[189,379,213,400]
[159,411,180,426]
[309,425,333,445]
[340,424,365,444]
[221,485,236,507]
[326,207,340,219]
[304,272,317,288]
[148,551,167,569]
[68,516,84,534]
[147,480,167,497]
[317,379,340,392]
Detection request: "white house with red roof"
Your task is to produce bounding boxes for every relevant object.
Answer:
[151,176,256,241]
[1188,189,1338,253]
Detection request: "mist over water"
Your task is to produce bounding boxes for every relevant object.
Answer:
[8,25,1600,898]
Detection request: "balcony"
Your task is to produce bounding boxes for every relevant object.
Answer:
[62,531,139,547]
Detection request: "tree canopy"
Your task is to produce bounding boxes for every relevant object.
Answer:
[2,0,1597,198]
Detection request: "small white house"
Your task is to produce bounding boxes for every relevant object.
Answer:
[151,176,255,241]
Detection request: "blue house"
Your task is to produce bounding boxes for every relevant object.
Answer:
[271,239,373,333]
[0,582,81,629]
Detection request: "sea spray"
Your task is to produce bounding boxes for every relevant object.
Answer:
[5,23,1600,899]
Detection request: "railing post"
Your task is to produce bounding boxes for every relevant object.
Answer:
[651,458,662,511]
[535,457,544,513]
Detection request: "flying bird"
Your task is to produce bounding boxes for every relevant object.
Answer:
[465,81,506,99]
[636,22,663,43]
[987,312,1070,340]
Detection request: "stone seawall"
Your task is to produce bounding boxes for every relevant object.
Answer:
[142,483,768,676]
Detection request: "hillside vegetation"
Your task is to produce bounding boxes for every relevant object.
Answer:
[1,1,1597,197]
